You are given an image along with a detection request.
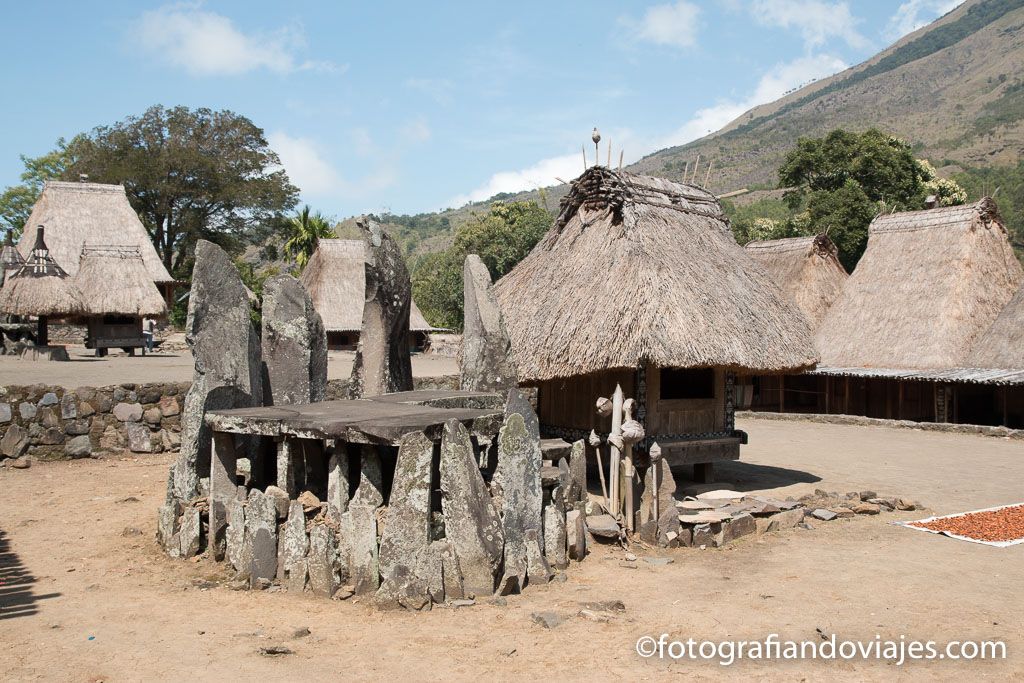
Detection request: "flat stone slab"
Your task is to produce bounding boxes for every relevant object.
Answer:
[540,438,572,461]
[206,391,502,445]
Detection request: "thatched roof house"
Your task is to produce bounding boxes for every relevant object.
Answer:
[965,283,1024,370]
[0,235,25,287]
[0,227,84,345]
[17,181,174,287]
[299,239,440,349]
[73,246,167,317]
[815,198,1023,369]
[492,166,817,478]
[744,234,847,328]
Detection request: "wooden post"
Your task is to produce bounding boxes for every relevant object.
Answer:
[37,315,48,346]
[209,431,238,561]
[609,384,624,521]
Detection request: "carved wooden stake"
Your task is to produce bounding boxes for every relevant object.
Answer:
[609,384,624,521]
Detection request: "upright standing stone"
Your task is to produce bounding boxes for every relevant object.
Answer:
[566,507,588,561]
[640,458,681,546]
[246,489,278,587]
[226,498,246,573]
[261,274,327,406]
[172,240,262,502]
[378,431,434,581]
[353,446,384,507]
[307,524,339,598]
[439,419,503,598]
[544,501,568,570]
[492,412,542,590]
[349,503,380,595]
[348,217,413,398]
[524,528,552,585]
[459,254,518,392]
[179,507,202,558]
[326,445,349,521]
[279,501,309,592]
[567,440,587,505]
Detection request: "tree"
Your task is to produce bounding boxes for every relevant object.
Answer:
[62,105,298,276]
[411,200,551,330]
[777,128,940,268]
[0,139,77,237]
[955,161,1024,264]
[284,205,336,271]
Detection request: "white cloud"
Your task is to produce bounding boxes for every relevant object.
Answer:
[400,118,432,144]
[884,0,961,42]
[750,0,869,50]
[269,132,397,201]
[131,4,342,76]
[451,54,847,205]
[620,1,701,49]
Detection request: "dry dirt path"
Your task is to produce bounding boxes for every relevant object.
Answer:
[1,417,1022,681]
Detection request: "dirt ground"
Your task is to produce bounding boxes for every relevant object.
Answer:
[2,418,1023,681]
[0,346,459,387]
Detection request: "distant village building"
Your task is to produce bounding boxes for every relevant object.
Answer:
[299,239,441,350]
[16,180,177,304]
[744,234,847,329]
[493,167,817,481]
[753,198,1024,427]
[73,246,168,356]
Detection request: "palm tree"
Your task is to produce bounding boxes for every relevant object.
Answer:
[284,205,336,271]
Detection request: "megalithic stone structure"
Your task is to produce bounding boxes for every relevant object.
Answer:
[261,274,327,406]
[171,239,263,503]
[349,217,414,398]
[459,254,518,393]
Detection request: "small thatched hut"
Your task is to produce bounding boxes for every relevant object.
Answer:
[0,226,84,345]
[299,239,441,350]
[493,166,817,478]
[754,199,1024,425]
[744,234,847,329]
[73,246,168,355]
[17,180,176,303]
[0,233,25,288]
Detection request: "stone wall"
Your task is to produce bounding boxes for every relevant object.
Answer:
[0,382,189,463]
[0,375,462,465]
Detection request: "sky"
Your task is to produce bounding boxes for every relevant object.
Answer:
[0,0,962,217]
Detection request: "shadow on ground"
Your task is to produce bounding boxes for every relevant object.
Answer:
[709,461,822,492]
[0,528,60,620]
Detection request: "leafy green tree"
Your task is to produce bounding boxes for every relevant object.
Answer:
[955,162,1024,264]
[284,205,336,271]
[805,180,879,272]
[411,200,551,330]
[62,105,298,276]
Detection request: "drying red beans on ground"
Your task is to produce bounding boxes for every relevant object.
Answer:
[909,504,1024,543]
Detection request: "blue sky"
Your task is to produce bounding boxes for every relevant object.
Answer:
[0,1,961,217]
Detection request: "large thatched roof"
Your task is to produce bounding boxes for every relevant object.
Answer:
[492,167,818,383]
[17,181,174,284]
[745,234,848,329]
[299,239,439,333]
[964,283,1024,370]
[816,198,1023,369]
[0,227,84,316]
[73,246,168,317]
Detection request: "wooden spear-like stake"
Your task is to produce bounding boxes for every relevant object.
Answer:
[609,384,624,520]
[649,441,663,524]
[703,159,714,188]
[691,154,701,184]
[588,429,609,511]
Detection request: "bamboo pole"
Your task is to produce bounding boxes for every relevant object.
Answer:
[588,430,609,511]
[691,154,701,184]
[582,145,587,172]
[609,384,624,520]
[703,159,714,188]
[619,150,624,170]
[607,140,612,167]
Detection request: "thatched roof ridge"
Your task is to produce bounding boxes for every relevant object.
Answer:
[299,239,439,333]
[17,181,174,284]
[492,166,818,383]
[745,234,847,328]
[964,283,1024,370]
[73,246,168,317]
[0,227,84,316]
[816,198,1023,369]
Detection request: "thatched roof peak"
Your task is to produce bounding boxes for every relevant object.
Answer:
[744,234,847,330]
[493,168,818,383]
[299,238,439,333]
[816,197,1022,369]
[17,180,174,284]
[0,226,84,316]
[73,246,168,317]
